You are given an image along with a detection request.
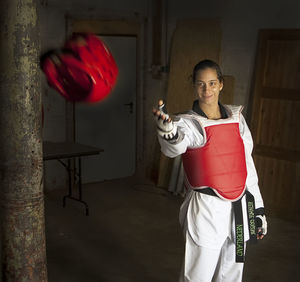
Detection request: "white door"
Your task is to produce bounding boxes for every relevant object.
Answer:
[75,35,136,183]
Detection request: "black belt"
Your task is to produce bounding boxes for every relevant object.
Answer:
[195,188,257,263]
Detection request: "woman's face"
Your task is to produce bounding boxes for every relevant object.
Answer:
[194,68,223,106]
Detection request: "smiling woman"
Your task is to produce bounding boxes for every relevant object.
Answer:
[153,59,267,282]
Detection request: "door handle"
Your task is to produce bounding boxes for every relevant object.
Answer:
[123,102,133,113]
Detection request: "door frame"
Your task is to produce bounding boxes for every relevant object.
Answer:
[65,17,145,176]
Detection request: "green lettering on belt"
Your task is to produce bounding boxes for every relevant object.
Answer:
[248,201,256,236]
[236,224,244,257]
[249,219,256,235]
[248,202,254,219]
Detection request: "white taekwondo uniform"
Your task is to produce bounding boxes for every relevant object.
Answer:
[158,103,264,282]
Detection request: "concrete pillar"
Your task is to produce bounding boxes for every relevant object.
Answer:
[0,0,47,281]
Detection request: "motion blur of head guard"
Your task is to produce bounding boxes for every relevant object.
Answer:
[40,33,118,103]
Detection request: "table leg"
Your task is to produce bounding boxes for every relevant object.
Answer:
[62,157,89,216]
[62,159,72,207]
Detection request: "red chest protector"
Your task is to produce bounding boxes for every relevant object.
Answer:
[181,105,247,201]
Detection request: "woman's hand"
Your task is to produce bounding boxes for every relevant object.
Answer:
[152,100,177,140]
[256,215,267,240]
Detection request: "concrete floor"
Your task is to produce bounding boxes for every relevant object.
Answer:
[45,177,300,282]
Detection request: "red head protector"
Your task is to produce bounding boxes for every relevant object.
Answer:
[40,33,118,103]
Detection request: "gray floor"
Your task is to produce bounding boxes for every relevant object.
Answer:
[45,177,300,282]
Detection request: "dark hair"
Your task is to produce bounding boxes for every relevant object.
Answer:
[192,59,224,84]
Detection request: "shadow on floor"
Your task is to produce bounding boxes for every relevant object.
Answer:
[45,177,300,282]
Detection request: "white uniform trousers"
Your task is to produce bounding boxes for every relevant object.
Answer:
[180,231,245,282]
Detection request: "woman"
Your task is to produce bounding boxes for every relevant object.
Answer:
[153,59,267,282]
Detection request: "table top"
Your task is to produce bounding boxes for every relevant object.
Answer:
[43,141,103,161]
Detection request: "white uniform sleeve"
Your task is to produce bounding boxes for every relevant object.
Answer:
[158,117,204,158]
[240,114,264,209]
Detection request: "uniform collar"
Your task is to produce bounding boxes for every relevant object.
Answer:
[192,100,228,119]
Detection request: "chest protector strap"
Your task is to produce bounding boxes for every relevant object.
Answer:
[181,105,247,201]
